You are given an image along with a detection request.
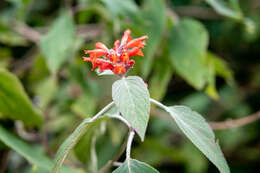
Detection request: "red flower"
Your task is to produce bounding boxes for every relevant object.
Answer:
[83,29,148,75]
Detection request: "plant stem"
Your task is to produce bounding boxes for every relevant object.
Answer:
[126,130,135,160]
[91,101,115,122]
[111,114,131,128]
[150,98,169,112]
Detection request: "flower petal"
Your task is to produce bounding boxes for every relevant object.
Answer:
[120,29,131,46]
[95,42,109,51]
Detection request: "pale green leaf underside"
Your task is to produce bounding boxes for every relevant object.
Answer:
[167,106,230,173]
[112,76,150,141]
[0,126,75,173]
[0,69,43,127]
[169,18,209,90]
[112,159,159,173]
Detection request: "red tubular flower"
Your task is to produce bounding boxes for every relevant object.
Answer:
[113,64,126,74]
[125,35,148,49]
[83,29,148,75]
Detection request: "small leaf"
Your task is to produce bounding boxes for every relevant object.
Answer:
[112,76,150,141]
[0,125,76,173]
[206,52,234,85]
[0,69,43,127]
[167,106,230,173]
[112,159,159,173]
[169,18,209,90]
[40,11,75,73]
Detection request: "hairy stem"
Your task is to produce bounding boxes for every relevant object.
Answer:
[150,98,169,112]
[126,130,135,160]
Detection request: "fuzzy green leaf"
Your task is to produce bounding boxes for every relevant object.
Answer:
[167,106,230,173]
[112,76,150,141]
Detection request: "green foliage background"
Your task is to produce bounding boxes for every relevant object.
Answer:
[0,0,260,172]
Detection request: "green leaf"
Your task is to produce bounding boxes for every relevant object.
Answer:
[206,0,256,33]
[51,118,93,173]
[112,159,159,173]
[101,0,139,18]
[140,0,166,78]
[169,18,209,90]
[0,125,76,173]
[0,69,43,127]
[206,52,234,85]
[205,0,243,20]
[40,11,75,73]
[112,76,150,141]
[167,106,230,173]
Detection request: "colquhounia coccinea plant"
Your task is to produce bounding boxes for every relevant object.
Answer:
[51,30,230,173]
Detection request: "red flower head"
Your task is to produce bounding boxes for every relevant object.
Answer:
[83,29,148,75]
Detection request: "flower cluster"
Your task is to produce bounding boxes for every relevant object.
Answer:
[83,29,148,75]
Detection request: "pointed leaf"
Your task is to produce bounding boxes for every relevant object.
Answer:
[167,106,230,173]
[112,76,150,141]
[40,11,75,73]
[112,159,159,173]
[0,69,43,127]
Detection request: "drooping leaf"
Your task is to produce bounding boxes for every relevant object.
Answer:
[169,18,209,90]
[0,69,43,127]
[166,106,230,173]
[112,76,150,141]
[112,159,159,173]
[0,125,77,173]
[51,118,93,173]
[40,11,75,73]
